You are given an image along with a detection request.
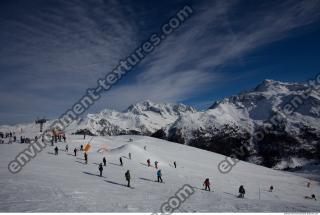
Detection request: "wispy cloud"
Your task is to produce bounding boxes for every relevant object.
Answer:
[97,0,320,110]
[0,0,320,124]
[0,0,139,123]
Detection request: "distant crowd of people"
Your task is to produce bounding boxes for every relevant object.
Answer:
[0,131,17,144]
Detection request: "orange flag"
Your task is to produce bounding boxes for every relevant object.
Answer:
[84,144,91,152]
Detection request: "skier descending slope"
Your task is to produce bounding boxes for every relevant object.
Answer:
[125,170,131,187]
[99,163,103,177]
[74,148,77,156]
[238,185,246,198]
[269,185,274,192]
[154,161,158,169]
[128,152,131,160]
[157,169,163,183]
[65,144,68,152]
[54,146,58,155]
[103,157,106,166]
[174,161,177,168]
[147,159,151,167]
[120,157,123,166]
[203,178,211,191]
[305,194,317,201]
[84,152,88,164]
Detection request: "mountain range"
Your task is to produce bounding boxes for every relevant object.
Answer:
[1,79,320,169]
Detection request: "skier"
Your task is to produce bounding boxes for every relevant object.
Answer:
[103,157,106,166]
[120,157,123,166]
[83,133,86,140]
[65,144,68,152]
[125,170,131,187]
[84,152,88,164]
[99,163,103,177]
[147,159,151,167]
[154,161,158,169]
[80,145,83,151]
[51,136,54,146]
[54,146,59,155]
[203,178,210,191]
[144,145,147,151]
[128,152,131,160]
[63,135,66,143]
[74,148,77,156]
[305,194,317,200]
[174,161,177,168]
[307,181,311,188]
[157,169,163,183]
[269,185,274,192]
[238,185,245,198]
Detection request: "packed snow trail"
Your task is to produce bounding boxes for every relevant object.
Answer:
[0,135,319,212]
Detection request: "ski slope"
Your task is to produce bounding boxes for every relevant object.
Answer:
[0,134,319,212]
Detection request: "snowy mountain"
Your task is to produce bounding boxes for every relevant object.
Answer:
[0,134,319,212]
[153,79,320,169]
[69,100,196,136]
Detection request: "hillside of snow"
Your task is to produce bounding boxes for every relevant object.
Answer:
[155,79,320,169]
[0,134,319,212]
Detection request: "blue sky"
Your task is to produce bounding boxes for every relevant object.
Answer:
[1,0,320,125]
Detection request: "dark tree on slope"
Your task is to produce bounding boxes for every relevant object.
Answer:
[257,131,300,168]
[152,129,167,139]
[189,125,251,160]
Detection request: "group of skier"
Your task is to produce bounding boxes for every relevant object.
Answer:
[49,139,317,200]
[0,132,19,144]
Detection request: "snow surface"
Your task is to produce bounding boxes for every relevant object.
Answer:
[0,134,319,212]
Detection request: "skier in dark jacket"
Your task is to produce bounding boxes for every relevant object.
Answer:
[80,145,83,151]
[157,169,163,183]
[128,152,131,160]
[99,163,103,177]
[120,157,123,166]
[203,178,210,191]
[147,159,151,167]
[269,185,274,192]
[103,157,106,166]
[305,194,317,201]
[65,144,68,152]
[238,185,245,198]
[154,161,158,169]
[174,161,177,168]
[125,170,131,187]
[84,152,88,164]
[74,148,77,156]
[54,146,59,155]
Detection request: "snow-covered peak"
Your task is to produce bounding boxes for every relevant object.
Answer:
[253,79,308,95]
[126,100,196,115]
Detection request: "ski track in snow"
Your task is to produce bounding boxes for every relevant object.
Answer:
[0,134,319,212]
